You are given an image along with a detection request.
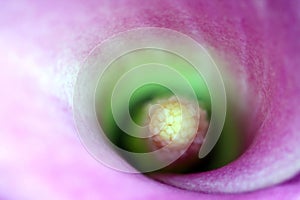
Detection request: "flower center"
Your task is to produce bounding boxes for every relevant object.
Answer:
[148,96,207,151]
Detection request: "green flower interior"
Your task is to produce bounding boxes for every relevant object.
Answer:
[95,49,243,173]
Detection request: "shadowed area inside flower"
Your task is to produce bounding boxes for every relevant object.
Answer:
[95,48,250,174]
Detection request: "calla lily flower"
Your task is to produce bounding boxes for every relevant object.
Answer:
[1,0,299,199]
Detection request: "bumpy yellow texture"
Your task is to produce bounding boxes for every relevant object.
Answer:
[148,97,199,148]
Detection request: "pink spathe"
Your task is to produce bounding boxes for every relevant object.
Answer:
[0,0,299,199]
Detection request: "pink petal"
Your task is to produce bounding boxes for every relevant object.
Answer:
[0,0,299,199]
